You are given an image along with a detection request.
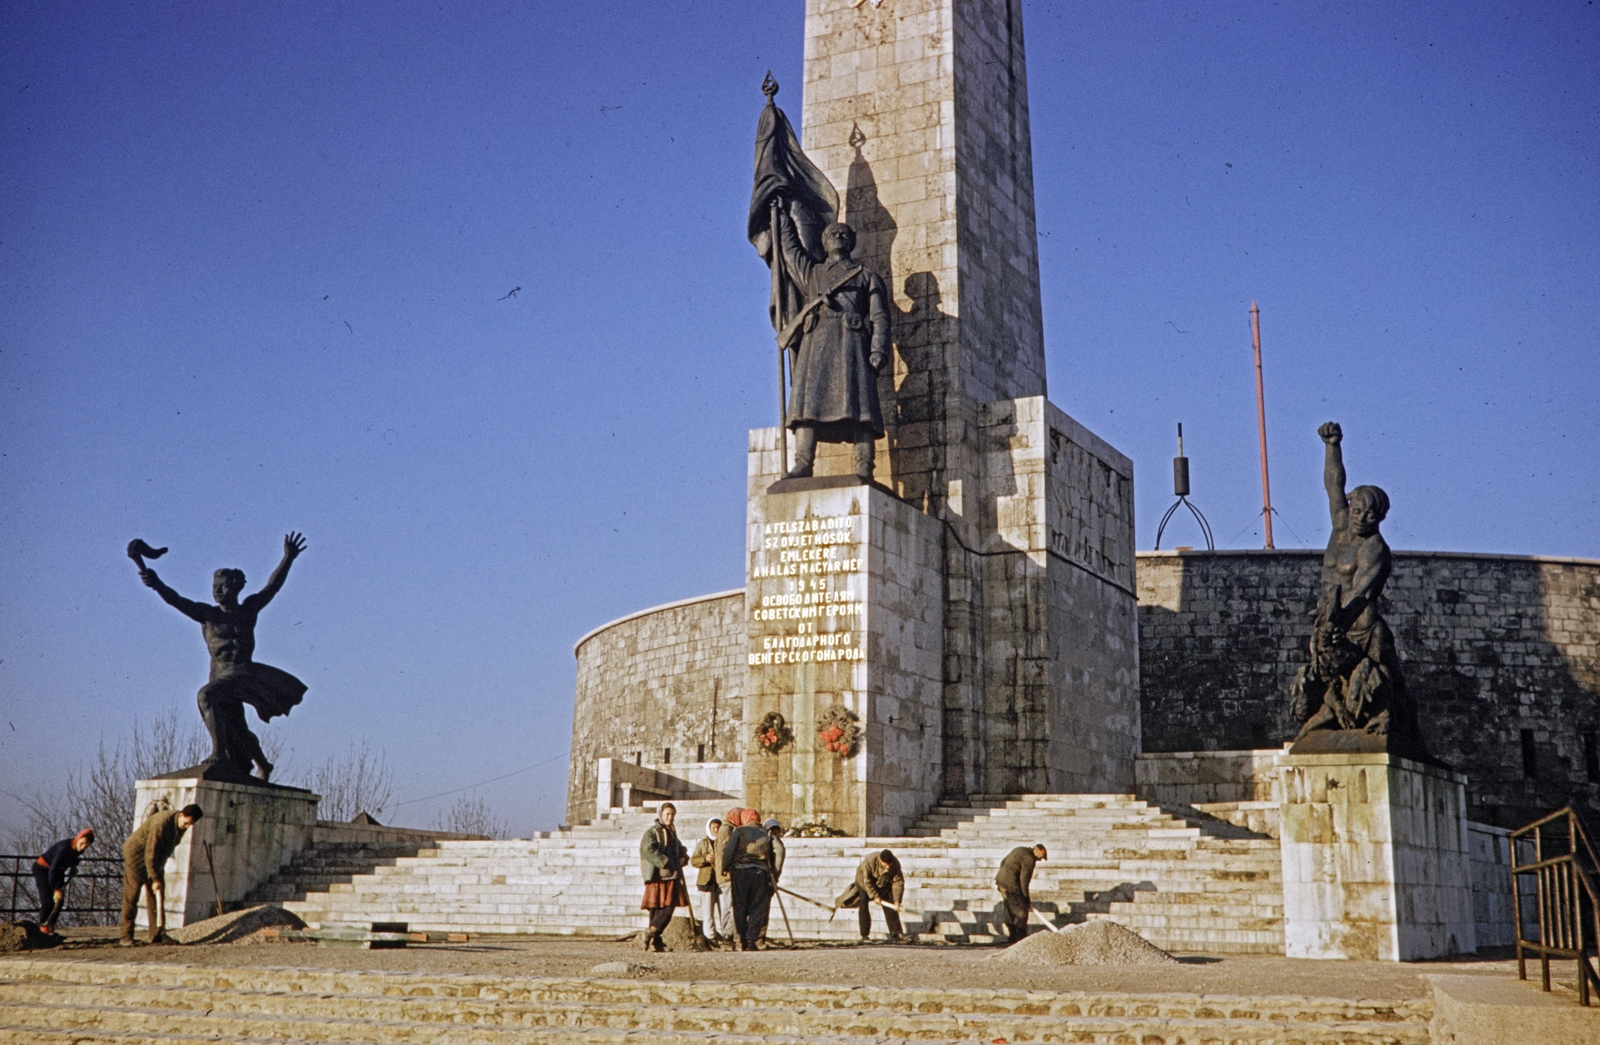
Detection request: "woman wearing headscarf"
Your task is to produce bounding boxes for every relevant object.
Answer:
[689,816,729,943]
[720,807,776,950]
[638,802,690,951]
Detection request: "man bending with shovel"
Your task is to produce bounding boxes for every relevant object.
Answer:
[119,804,202,946]
[836,849,908,943]
[995,843,1047,945]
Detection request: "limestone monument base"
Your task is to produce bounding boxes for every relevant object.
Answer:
[745,477,944,837]
[1279,751,1475,960]
[133,775,319,929]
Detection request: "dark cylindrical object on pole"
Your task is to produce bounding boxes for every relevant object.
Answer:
[1173,456,1190,497]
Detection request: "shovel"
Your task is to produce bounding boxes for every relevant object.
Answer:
[775,884,836,913]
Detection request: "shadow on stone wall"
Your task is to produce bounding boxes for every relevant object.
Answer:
[843,141,954,513]
[1137,551,1600,829]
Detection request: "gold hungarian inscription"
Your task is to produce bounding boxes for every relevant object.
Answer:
[749,513,865,666]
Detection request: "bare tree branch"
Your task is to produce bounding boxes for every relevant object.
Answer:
[310,741,395,823]
[433,795,506,839]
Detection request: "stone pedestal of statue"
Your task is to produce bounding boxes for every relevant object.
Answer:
[132,775,319,929]
[1278,750,1476,960]
[743,476,944,837]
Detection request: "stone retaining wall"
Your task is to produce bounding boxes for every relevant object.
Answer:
[568,591,746,826]
[1137,550,1600,828]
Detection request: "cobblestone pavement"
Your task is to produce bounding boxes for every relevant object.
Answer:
[14,928,1533,1002]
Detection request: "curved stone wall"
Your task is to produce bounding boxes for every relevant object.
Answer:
[1136,550,1600,827]
[569,551,1599,831]
[567,591,746,826]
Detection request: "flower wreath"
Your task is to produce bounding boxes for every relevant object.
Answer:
[817,705,862,758]
[755,711,794,755]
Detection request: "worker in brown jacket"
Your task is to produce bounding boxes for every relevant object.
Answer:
[689,817,728,943]
[119,803,203,945]
[995,843,1047,944]
[835,849,908,942]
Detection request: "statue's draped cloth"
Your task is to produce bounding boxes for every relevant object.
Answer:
[209,661,306,722]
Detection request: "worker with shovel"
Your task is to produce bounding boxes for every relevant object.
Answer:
[835,849,909,943]
[995,843,1047,945]
[721,808,777,951]
[119,804,202,946]
[33,829,94,934]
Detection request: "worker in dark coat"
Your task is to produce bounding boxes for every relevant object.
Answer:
[33,829,94,932]
[720,808,776,950]
[120,804,203,945]
[835,849,908,942]
[995,843,1047,945]
[757,817,787,945]
[775,207,891,480]
[638,802,691,952]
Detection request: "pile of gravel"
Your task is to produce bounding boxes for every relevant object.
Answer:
[988,921,1177,966]
[589,961,657,976]
[168,905,305,945]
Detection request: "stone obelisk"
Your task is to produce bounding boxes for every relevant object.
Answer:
[745,0,1138,836]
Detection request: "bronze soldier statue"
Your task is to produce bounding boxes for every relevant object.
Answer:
[1290,425,1427,757]
[749,74,891,482]
[774,206,891,480]
[136,533,307,782]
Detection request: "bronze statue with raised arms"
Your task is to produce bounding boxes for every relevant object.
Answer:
[135,532,308,783]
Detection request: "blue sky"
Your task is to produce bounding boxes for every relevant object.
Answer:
[2,1,1595,836]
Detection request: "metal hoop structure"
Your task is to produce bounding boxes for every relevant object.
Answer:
[1156,423,1215,551]
[1155,496,1215,551]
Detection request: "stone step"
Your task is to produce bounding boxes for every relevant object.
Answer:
[258,793,1289,954]
[0,960,1431,1045]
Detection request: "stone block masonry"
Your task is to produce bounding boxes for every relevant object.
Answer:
[132,776,319,929]
[1138,549,1600,828]
[1279,752,1475,961]
[942,398,1138,797]
[803,0,1045,417]
[745,480,945,837]
[568,0,1138,830]
[569,591,746,827]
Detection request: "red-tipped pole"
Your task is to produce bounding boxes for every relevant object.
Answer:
[1251,301,1275,549]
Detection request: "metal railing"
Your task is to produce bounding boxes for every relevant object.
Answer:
[2,854,125,927]
[1511,807,1600,1005]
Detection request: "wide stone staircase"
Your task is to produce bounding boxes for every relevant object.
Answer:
[902,794,1283,953]
[242,842,430,906]
[278,794,1284,954]
[0,958,1433,1044]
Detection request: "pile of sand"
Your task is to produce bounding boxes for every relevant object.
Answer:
[988,921,1177,966]
[658,914,714,952]
[168,905,305,945]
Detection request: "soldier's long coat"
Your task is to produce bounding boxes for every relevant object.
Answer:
[779,226,891,439]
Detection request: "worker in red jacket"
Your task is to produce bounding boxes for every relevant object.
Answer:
[34,829,95,932]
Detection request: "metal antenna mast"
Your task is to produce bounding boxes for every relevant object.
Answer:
[1251,301,1275,549]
